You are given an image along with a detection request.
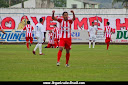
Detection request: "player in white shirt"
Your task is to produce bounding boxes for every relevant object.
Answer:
[88,22,98,48]
[33,18,45,55]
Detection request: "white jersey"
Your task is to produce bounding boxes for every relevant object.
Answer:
[34,23,45,38]
[88,26,98,35]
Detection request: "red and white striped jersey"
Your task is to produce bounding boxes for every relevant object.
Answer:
[48,32,54,44]
[22,24,34,37]
[54,27,60,39]
[57,17,73,39]
[104,26,112,38]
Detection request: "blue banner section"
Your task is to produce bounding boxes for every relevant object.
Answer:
[0,31,37,42]
[0,31,82,42]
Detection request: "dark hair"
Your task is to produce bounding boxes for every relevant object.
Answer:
[27,21,30,24]
[107,22,110,25]
[53,24,57,27]
[62,11,68,15]
[92,22,94,24]
[39,18,43,22]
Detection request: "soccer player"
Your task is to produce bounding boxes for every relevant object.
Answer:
[104,22,113,50]
[21,21,34,50]
[44,30,55,48]
[53,24,60,48]
[52,10,75,67]
[88,22,98,48]
[33,18,45,55]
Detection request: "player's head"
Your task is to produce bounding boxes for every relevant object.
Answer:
[92,22,94,26]
[49,30,52,33]
[53,24,57,27]
[39,18,43,23]
[27,21,30,24]
[107,22,110,26]
[62,11,68,21]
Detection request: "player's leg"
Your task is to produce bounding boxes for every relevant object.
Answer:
[89,36,92,48]
[89,40,91,48]
[38,36,44,55]
[33,37,39,55]
[57,38,64,66]
[47,44,52,48]
[30,37,33,46]
[105,37,110,50]
[65,48,70,67]
[26,37,29,50]
[92,36,96,48]
[65,38,71,67]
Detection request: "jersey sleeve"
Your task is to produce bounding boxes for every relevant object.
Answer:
[69,19,73,24]
[32,26,34,30]
[104,27,106,31]
[0,26,2,30]
[57,18,62,23]
[110,28,112,32]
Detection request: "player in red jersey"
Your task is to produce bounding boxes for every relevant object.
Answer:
[21,21,34,50]
[53,24,60,48]
[52,10,75,67]
[104,22,113,50]
[44,30,55,48]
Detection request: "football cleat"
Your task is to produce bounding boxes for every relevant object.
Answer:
[32,51,36,55]
[57,62,60,66]
[65,64,70,67]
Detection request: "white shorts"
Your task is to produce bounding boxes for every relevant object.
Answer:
[36,33,44,43]
[89,35,96,41]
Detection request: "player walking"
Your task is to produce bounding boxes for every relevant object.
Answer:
[21,21,34,50]
[52,10,75,67]
[33,18,45,55]
[104,22,113,50]
[88,22,98,48]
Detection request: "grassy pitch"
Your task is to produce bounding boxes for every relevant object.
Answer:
[0,44,128,81]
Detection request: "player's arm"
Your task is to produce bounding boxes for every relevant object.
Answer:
[71,10,75,21]
[88,32,90,37]
[52,10,57,21]
[20,26,26,35]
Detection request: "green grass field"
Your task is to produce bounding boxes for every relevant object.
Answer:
[0,44,128,81]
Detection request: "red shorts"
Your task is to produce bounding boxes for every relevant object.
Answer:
[26,37,33,42]
[105,37,110,43]
[59,38,71,49]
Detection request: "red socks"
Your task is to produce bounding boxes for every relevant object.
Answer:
[57,50,70,64]
[66,53,70,64]
[26,42,29,49]
[57,50,62,62]
[107,43,109,50]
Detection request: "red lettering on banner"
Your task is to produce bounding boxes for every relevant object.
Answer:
[89,16,102,30]
[116,18,128,30]
[74,18,88,30]
[1,17,15,30]
[46,16,56,30]
[31,17,45,25]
